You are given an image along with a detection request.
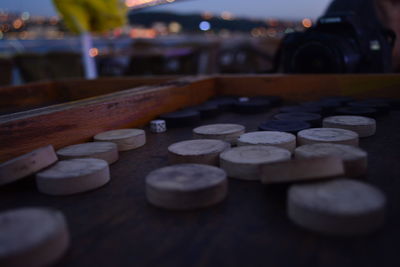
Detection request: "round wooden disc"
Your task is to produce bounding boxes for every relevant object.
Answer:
[0,145,58,186]
[323,115,376,137]
[56,142,119,164]
[0,207,69,267]
[146,164,228,210]
[260,156,344,184]
[36,158,110,195]
[220,145,291,180]
[288,178,386,236]
[237,131,296,152]
[297,128,359,146]
[193,123,245,144]
[168,139,230,166]
[295,143,367,177]
[94,129,146,151]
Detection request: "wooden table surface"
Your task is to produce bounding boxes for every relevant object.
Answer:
[1,104,399,267]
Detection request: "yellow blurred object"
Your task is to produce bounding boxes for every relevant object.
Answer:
[53,0,127,33]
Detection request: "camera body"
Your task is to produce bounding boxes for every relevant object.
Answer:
[280,12,394,73]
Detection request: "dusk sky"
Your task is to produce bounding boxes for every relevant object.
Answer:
[1,0,332,20]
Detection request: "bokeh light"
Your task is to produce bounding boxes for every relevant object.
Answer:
[302,18,313,28]
[199,21,211,31]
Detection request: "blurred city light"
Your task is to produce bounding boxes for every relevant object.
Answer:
[12,19,23,29]
[19,31,28,39]
[89,48,99,57]
[251,28,261,37]
[285,28,295,34]
[1,24,10,32]
[266,28,277,37]
[221,11,234,21]
[202,12,213,20]
[0,6,313,43]
[267,19,278,27]
[21,12,30,21]
[48,17,58,26]
[129,28,157,38]
[169,21,182,33]
[302,18,312,28]
[199,21,211,31]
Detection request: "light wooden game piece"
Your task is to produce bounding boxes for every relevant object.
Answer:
[36,158,110,195]
[295,143,367,177]
[146,164,228,210]
[56,142,119,164]
[260,156,344,184]
[0,207,69,267]
[323,115,376,137]
[297,128,359,146]
[193,123,245,145]
[94,129,146,151]
[288,178,386,235]
[220,145,291,181]
[168,139,230,166]
[0,145,58,186]
[237,131,296,152]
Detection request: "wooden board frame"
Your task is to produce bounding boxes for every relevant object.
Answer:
[1,74,400,161]
[0,76,178,114]
[0,77,215,161]
[216,74,400,100]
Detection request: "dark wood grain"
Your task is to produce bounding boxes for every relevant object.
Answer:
[0,76,178,114]
[216,74,400,101]
[0,81,59,115]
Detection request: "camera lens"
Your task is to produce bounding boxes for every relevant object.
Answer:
[283,33,361,73]
[292,42,341,73]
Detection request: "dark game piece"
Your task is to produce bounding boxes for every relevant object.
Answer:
[159,109,201,128]
[274,112,322,127]
[348,99,391,114]
[334,106,378,118]
[320,96,355,104]
[251,95,283,107]
[301,100,342,115]
[195,103,220,119]
[207,96,237,111]
[280,105,323,114]
[233,98,271,114]
[258,120,311,134]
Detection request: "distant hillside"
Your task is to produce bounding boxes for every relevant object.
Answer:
[128,11,271,32]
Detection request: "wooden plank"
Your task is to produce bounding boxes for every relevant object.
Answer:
[216,74,400,100]
[0,81,59,115]
[0,77,215,161]
[0,76,178,114]
[52,76,179,101]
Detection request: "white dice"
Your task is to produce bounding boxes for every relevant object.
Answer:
[150,120,167,133]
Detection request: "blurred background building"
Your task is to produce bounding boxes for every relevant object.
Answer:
[0,0,331,85]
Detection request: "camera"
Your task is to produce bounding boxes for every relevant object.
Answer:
[279,12,395,73]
